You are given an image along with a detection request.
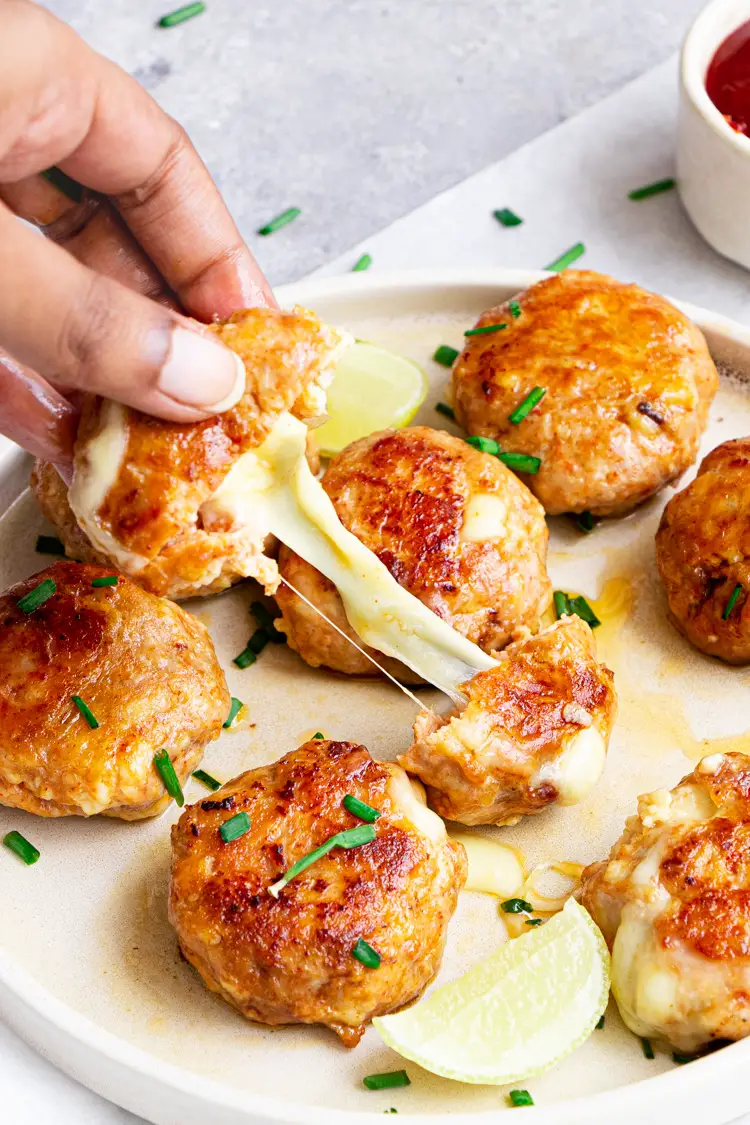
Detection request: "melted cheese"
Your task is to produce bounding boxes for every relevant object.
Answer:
[459,494,508,543]
[450,832,525,898]
[533,725,607,807]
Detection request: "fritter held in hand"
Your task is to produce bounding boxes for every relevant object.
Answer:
[32,307,347,599]
[582,751,750,1054]
[656,437,750,664]
[275,426,551,681]
[452,270,718,517]
[399,616,616,825]
[0,561,228,818]
[169,738,467,1046]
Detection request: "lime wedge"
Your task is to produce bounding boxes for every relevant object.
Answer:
[314,341,428,457]
[373,899,610,1086]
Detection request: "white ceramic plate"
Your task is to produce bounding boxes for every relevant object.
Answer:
[2,269,750,1125]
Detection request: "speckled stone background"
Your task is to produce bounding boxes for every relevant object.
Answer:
[44,0,706,285]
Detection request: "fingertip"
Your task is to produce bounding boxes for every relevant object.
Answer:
[155,324,245,415]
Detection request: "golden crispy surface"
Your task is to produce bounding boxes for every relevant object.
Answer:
[169,739,466,1046]
[656,438,750,664]
[452,271,718,516]
[31,460,110,567]
[0,561,228,818]
[581,752,750,1052]
[399,616,616,825]
[276,426,551,679]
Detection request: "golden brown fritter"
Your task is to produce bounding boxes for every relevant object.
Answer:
[399,616,616,825]
[581,751,750,1053]
[275,426,551,681]
[0,561,228,818]
[31,307,346,600]
[169,739,467,1046]
[452,271,718,517]
[656,437,750,663]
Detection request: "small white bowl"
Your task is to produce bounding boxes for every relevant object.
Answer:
[678,0,750,270]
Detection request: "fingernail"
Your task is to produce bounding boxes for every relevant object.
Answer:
[157,327,246,413]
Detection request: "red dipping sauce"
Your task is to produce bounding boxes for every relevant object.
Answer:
[706,17,750,136]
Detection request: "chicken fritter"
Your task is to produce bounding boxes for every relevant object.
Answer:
[656,437,750,663]
[0,561,228,818]
[275,426,551,681]
[31,307,347,600]
[451,270,718,517]
[399,616,616,825]
[169,738,467,1046]
[582,751,750,1054]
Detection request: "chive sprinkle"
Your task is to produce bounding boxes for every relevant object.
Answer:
[435,402,456,421]
[91,576,118,587]
[234,628,270,669]
[250,601,275,630]
[41,167,84,203]
[35,535,65,555]
[158,1,205,27]
[257,207,301,236]
[464,322,507,337]
[363,1071,410,1091]
[498,451,541,474]
[71,696,99,729]
[313,732,324,739]
[433,345,459,368]
[509,299,522,318]
[192,769,222,791]
[567,594,601,629]
[466,435,500,455]
[223,697,243,728]
[508,1090,534,1108]
[641,1038,655,1060]
[219,811,251,843]
[576,510,595,534]
[352,938,381,968]
[343,794,381,823]
[525,917,543,926]
[269,823,376,897]
[723,583,742,620]
[554,591,571,619]
[545,242,585,272]
[596,1015,605,1029]
[509,386,546,425]
[493,208,523,228]
[672,1052,693,1065]
[352,253,372,272]
[153,750,184,807]
[233,646,256,670]
[501,897,534,914]
[628,178,676,201]
[4,830,40,866]
[17,579,56,614]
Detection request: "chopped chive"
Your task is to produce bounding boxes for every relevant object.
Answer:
[596,1015,605,1029]
[576,510,595,533]
[554,591,571,619]
[509,299,522,318]
[465,435,501,455]
[223,697,243,728]
[525,917,543,926]
[493,208,523,228]
[352,938,381,968]
[4,830,40,866]
[219,811,251,843]
[501,897,534,914]
[269,823,376,896]
[508,386,546,425]
[153,750,184,807]
[498,451,541,474]
[508,1089,534,1108]
[672,1052,693,1064]
[723,583,742,620]
[343,794,381,823]
[35,535,65,555]
[192,768,222,791]
[257,207,301,236]
[313,732,324,739]
[41,167,84,203]
[71,695,99,729]
[91,576,118,587]
[249,628,270,654]
[352,253,372,272]
[567,595,601,629]
[642,1038,655,1060]
[545,242,585,272]
[250,601,275,630]
[433,345,459,368]
[435,402,456,421]
[158,1,205,27]
[233,646,256,669]
[465,322,507,338]
[363,1071,410,1091]
[16,579,56,614]
[628,178,676,201]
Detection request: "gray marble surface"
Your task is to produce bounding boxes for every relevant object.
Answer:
[44,0,706,286]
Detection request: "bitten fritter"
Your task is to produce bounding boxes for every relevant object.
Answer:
[275,426,551,681]
[32,307,347,600]
[169,739,467,1046]
[451,271,718,517]
[0,562,229,818]
[582,752,750,1054]
[399,616,616,825]
[656,437,750,664]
